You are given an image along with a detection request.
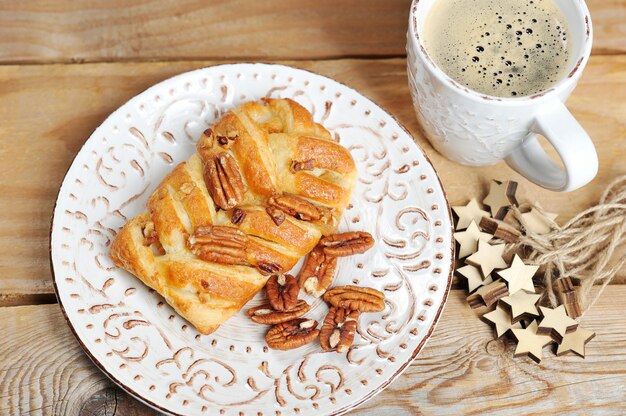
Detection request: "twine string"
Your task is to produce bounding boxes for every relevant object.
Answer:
[510,175,626,316]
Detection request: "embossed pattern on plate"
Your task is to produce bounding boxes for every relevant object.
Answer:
[50,63,454,416]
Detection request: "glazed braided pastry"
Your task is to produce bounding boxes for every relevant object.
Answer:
[110,98,357,334]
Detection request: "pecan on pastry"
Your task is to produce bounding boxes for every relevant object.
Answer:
[142,221,159,246]
[203,152,245,210]
[268,194,322,222]
[247,300,311,325]
[230,207,247,225]
[320,307,359,353]
[298,247,337,298]
[290,159,315,172]
[266,206,286,226]
[323,285,385,313]
[266,274,299,311]
[187,226,249,266]
[265,319,320,350]
[320,232,375,257]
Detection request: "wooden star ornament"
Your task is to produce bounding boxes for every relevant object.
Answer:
[452,198,490,230]
[467,279,508,308]
[479,216,521,243]
[537,305,579,342]
[500,290,541,323]
[466,240,508,277]
[556,326,596,358]
[521,206,558,235]
[497,255,538,295]
[457,264,493,293]
[454,220,492,258]
[483,179,518,219]
[511,320,554,363]
[483,305,523,337]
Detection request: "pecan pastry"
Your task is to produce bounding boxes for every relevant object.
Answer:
[265,319,320,350]
[320,307,359,353]
[323,286,386,312]
[110,99,357,335]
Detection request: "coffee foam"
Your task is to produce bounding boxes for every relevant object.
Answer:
[423,0,571,97]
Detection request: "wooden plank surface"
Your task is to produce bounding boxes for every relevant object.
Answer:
[0,0,408,63]
[0,0,624,64]
[2,288,625,415]
[1,56,624,302]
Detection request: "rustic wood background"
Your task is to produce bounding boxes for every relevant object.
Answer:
[0,0,625,415]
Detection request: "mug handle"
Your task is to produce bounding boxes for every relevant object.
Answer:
[505,100,598,192]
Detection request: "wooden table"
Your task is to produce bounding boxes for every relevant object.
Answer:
[1,1,625,414]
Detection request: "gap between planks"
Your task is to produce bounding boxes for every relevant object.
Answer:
[0,52,623,68]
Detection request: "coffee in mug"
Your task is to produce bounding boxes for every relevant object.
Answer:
[423,0,571,97]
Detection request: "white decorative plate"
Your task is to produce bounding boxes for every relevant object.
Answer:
[50,63,454,416]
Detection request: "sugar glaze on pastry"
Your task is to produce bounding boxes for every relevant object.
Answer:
[110,98,357,334]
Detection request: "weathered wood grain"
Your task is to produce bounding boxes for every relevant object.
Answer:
[0,57,624,301]
[1,288,625,415]
[0,0,408,63]
[0,0,623,63]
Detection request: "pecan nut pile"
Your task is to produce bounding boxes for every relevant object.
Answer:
[246,300,311,325]
[265,319,320,350]
[268,194,322,222]
[203,152,246,210]
[297,247,338,298]
[320,307,359,353]
[187,226,248,266]
[265,274,300,311]
[323,285,386,312]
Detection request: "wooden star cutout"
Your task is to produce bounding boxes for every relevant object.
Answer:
[467,279,508,308]
[500,290,541,323]
[452,198,490,230]
[483,305,523,337]
[537,305,579,342]
[556,326,596,357]
[457,264,493,293]
[521,206,558,235]
[511,320,554,363]
[483,180,518,219]
[454,220,492,258]
[479,216,521,243]
[497,255,538,295]
[466,240,508,277]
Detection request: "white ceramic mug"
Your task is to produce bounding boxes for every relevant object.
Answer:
[407,0,597,192]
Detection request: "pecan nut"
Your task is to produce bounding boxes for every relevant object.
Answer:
[188,226,249,266]
[231,207,247,225]
[257,261,283,275]
[291,159,315,172]
[266,206,286,226]
[323,285,385,312]
[247,300,311,325]
[297,247,337,297]
[265,319,320,350]
[142,221,159,246]
[265,274,299,311]
[320,232,375,257]
[203,152,245,210]
[320,307,359,353]
[269,194,322,222]
[216,130,239,148]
